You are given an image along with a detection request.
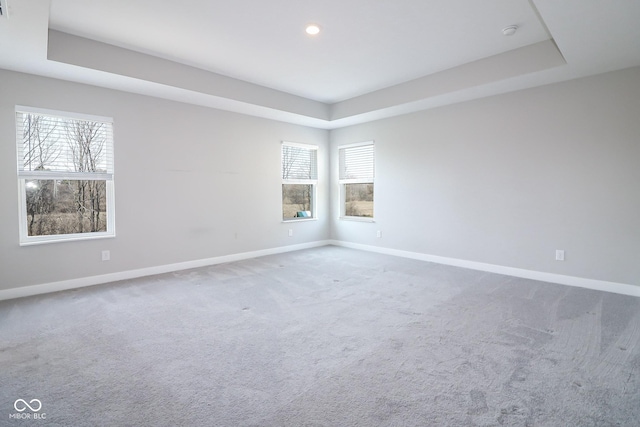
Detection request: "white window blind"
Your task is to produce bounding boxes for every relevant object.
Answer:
[16,107,114,180]
[339,142,374,182]
[282,142,318,181]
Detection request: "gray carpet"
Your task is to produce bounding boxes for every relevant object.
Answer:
[1,246,639,426]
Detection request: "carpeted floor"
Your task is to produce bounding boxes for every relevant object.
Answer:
[1,246,639,426]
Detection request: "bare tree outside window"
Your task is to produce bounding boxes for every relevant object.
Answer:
[17,108,114,243]
[66,120,107,233]
[344,183,374,217]
[22,114,60,236]
[281,143,317,220]
[339,142,375,218]
[282,184,312,218]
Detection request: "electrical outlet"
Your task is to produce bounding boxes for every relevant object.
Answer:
[102,250,110,261]
[288,229,293,237]
[376,230,382,238]
[555,250,565,261]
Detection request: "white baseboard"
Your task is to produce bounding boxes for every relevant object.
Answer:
[0,240,332,301]
[2,239,638,301]
[329,240,640,297]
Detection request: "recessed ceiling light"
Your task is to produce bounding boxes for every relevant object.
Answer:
[305,24,320,36]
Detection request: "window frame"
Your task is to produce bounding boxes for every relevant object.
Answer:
[338,141,375,221]
[16,106,116,246]
[281,141,318,222]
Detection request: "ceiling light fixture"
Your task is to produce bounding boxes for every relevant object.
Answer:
[502,25,518,36]
[305,24,320,36]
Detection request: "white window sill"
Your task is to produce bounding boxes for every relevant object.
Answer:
[20,233,115,246]
[282,218,317,223]
[339,216,375,223]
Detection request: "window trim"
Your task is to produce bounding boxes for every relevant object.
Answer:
[16,105,116,246]
[338,141,375,221]
[281,141,318,222]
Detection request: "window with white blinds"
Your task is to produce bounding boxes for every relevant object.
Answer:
[281,142,318,220]
[282,143,318,181]
[339,142,374,219]
[339,143,375,182]
[15,106,115,245]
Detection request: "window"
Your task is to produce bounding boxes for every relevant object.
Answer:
[281,142,318,220]
[339,142,375,219]
[16,106,115,245]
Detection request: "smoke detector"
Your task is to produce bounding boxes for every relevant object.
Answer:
[502,25,518,36]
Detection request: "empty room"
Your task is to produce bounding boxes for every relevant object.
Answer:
[1,0,639,425]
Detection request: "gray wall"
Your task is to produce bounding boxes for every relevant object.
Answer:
[0,69,329,290]
[2,66,639,292]
[330,67,640,286]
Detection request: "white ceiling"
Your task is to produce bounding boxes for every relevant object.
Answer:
[47,0,551,103]
[1,0,639,129]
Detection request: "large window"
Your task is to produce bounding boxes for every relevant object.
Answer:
[281,142,318,220]
[339,142,375,219]
[16,106,115,245]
